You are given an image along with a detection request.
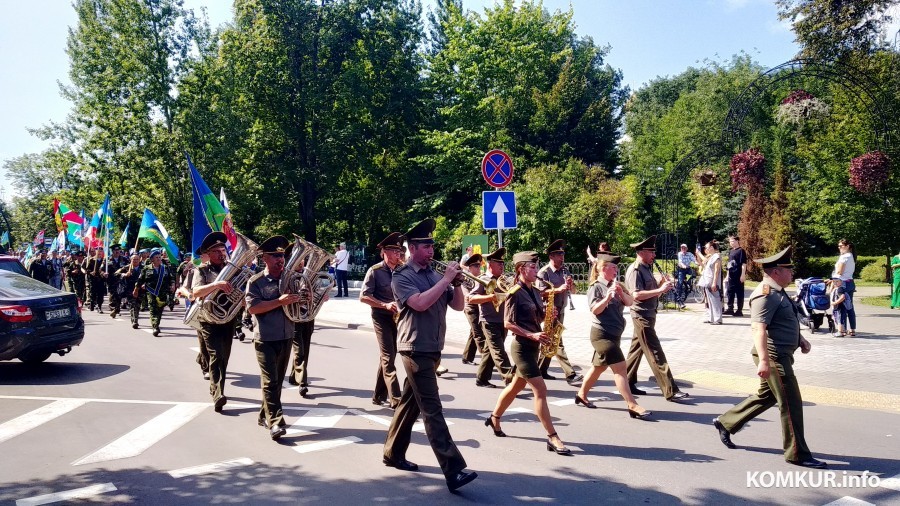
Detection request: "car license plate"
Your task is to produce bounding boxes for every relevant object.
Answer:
[45,308,71,320]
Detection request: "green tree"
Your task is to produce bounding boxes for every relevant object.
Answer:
[777,0,899,61]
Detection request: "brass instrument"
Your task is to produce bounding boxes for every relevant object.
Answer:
[282,236,336,323]
[183,233,259,329]
[433,261,507,311]
[539,279,565,358]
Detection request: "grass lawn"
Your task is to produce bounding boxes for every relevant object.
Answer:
[860,295,892,308]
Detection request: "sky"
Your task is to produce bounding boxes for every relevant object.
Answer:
[0,0,807,200]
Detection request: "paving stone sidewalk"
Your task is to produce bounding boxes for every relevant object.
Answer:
[319,284,899,408]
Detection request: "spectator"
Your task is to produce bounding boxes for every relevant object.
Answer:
[696,241,723,325]
[675,244,696,309]
[828,278,849,337]
[831,239,857,335]
[460,245,473,265]
[333,242,350,297]
[891,248,900,310]
[28,250,51,285]
[724,236,748,317]
[585,242,611,264]
[48,250,63,289]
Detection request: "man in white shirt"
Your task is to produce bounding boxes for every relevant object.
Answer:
[333,242,350,297]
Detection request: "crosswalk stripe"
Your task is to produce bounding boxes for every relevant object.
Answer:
[168,457,255,478]
[285,408,347,436]
[822,497,875,506]
[880,472,900,491]
[293,436,361,454]
[16,482,117,505]
[72,403,208,466]
[0,399,88,445]
[478,406,530,418]
[349,409,390,426]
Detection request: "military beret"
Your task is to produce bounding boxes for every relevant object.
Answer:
[260,235,289,254]
[110,244,121,251]
[377,232,405,251]
[405,218,436,244]
[754,246,793,270]
[148,249,162,259]
[139,248,149,254]
[484,247,506,262]
[630,235,657,251]
[512,251,539,265]
[462,253,483,267]
[199,232,228,254]
[546,239,566,255]
[595,252,621,264]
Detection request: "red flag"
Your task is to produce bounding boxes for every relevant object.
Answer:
[33,229,45,246]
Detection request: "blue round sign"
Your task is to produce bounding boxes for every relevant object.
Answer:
[481,150,514,189]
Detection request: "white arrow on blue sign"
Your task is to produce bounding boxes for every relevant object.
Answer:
[482,191,517,230]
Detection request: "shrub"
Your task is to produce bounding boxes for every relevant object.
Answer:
[860,261,888,283]
[803,256,883,279]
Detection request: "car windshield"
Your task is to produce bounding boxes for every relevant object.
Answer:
[0,258,29,276]
[0,271,61,298]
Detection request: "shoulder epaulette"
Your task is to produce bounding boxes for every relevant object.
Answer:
[372,263,383,270]
[507,284,522,295]
[249,271,266,283]
[761,283,771,295]
[394,264,409,273]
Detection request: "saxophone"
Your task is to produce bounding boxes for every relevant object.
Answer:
[539,284,565,358]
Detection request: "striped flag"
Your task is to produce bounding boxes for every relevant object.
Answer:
[186,153,228,257]
[33,230,45,247]
[138,208,181,263]
[1,231,9,247]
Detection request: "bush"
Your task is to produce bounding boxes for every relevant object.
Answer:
[860,261,888,283]
[803,256,882,279]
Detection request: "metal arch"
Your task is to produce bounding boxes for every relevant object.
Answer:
[656,57,899,256]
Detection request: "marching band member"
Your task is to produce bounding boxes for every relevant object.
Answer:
[537,240,583,385]
[461,253,497,387]
[284,243,321,398]
[575,253,651,419]
[177,252,210,380]
[359,231,405,409]
[486,251,572,456]
[382,218,477,492]
[246,236,300,440]
[469,248,514,385]
[190,232,237,413]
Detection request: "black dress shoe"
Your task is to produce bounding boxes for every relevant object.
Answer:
[202,371,210,380]
[372,398,386,406]
[788,458,827,469]
[734,311,744,317]
[574,394,596,409]
[667,391,690,402]
[475,380,499,388]
[713,417,736,449]
[270,425,287,440]
[541,373,557,380]
[214,396,227,413]
[299,387,309,398]
[288,377,299,386]
[462,359,474,365]
[446,470,478,491]
[152,328,160,337]
[566,374,584,386]
[132,323,139,329]
[382,456,418,472]
[546,433,572,455]
[629,383,647,395]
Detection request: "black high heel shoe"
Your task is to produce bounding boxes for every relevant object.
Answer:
[546,433,571,455]
[628,407,652,420]
[484,414,506,437]
[574,394,596,409]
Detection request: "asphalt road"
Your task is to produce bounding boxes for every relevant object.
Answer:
[0,308,898,505]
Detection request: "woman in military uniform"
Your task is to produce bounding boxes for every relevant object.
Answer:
[575,253,651,419]
[485,251,571,455]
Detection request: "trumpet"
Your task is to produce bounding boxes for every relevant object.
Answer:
[433,261,509,311]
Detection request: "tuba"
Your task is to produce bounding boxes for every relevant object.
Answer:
[539,282,565,358]
[183,233,259,329]
[281,236,335,323]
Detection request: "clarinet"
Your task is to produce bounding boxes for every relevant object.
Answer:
[560,265,576,310]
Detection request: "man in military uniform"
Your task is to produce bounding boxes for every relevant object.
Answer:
[139,249,151,311]
[460,253,484,366]
[177,252,210,380]
[246,236,301,440]
[191,232,239,413]
[284,243,319,398]
[162,255,177,311]
[468,248,514,385]
[382,218,477,492]
[118,254,144,328]
[85,248,108,312]
[713,247,826,468]
[624,236,689,401]
[106,245,127,318]
[65,251,87,300]
[134,250,173,336]
[359,231,405,408]
[537,240,583,385]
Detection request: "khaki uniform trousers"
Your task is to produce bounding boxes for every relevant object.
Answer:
[384,352,467,479]
[718,346,813,462]
[372,311,402,404]
[480,321,512,382]
[290,320,315,388]
[200,320,235,403]
[625,313,680,399]
[255,338,292,428]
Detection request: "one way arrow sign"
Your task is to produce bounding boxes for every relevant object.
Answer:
[483,191,517,230]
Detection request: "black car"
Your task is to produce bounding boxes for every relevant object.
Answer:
[0,255,29,276]
[0,270,84,364]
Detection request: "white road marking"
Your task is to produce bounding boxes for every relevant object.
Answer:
[168,457,254,478]
[288,408,346,435]
[478,406,530,418]
[349,409,390,426]
[0,399,87,445]
[16,483,117,505]
[413,419,453,432]
[293,436,361,454]
[189,347,200,353]
[0,394,207,406]
[822,497,875,506]
[72,403,208,466]
[550,399,574,406]
[880,471,900,491]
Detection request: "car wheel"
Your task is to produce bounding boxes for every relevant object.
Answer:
[19,351,52,365]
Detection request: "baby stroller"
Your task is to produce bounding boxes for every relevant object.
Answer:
[794,278,835,334]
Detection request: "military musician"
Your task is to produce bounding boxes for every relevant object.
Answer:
[537,239,583,385]
[468,248,514,385]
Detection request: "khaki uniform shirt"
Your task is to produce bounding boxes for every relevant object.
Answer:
[537,264,567,316]
[504,281,545,337]
[586,280,627,337]
[361,261,395,316]
[246,271,294,342]
[474,274,503,324]
[749,277,800,351]
[391,261,454,353]
[625,260,657,317]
